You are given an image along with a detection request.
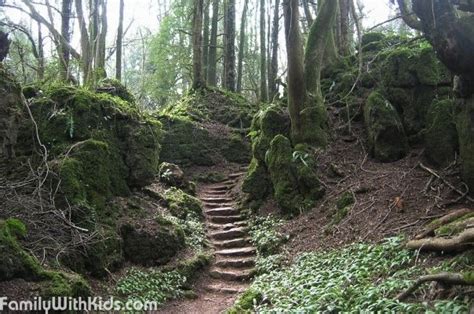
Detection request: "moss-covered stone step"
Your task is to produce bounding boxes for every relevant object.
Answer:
[209,266,255,281]
[209,227,248,241]
[215,257,256,269]
[208,215,244,224]
[215,247,256,257]
[212,237,252,249]
[207,221,248,230]
[205,207,239,216]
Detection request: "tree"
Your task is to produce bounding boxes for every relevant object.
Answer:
[268,0,280,100]
[338,0,351,56]
[192,0,205,89]
[202,0,210,82]
[259,0,268,102]
[236,0,249,92]
[60,0,72,81]
[283,0,338,145]
[395,0,474,193]
[115,0,124,81]
[223,0,236,91]
[207,0,218,86]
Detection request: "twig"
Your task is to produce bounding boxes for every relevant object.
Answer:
[418,163,474,203]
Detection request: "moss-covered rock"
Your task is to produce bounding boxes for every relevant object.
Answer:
[361,32,387,52]
[163,187,203,219]
[159,162,186,187]
[364,91,409,162]
[425,99,458,167]
[97,78,136,104]
[0,218,91,297]
[456,98,474,195]
[120,220,185,266]
[227,288,263,313]
[242,158,272,201]
[265,135,324,214]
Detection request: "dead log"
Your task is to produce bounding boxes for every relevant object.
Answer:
[415,208,473,239]
[407,228,474,252]
[397,272,474,301]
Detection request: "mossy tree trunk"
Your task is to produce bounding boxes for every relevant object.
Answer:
[283,0,338,145]
[60,0,72,81]
[115,0,124,81]
[192,0,205,90]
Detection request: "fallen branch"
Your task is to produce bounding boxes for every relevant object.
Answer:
[415,208,473,239]
[397,272,474,301]
[406,228,474,252]
[418,163,474,203]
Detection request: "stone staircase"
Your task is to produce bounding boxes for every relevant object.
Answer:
[199,171,256,294]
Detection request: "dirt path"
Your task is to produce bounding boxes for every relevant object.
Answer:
[158,171,255,314]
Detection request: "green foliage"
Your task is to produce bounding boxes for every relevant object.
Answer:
[115,268,187,305]
[227,289,263,313]
[248,215,286,256]
[161,214,206,250]
[242,237,470,312]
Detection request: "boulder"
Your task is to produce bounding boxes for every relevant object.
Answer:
[120,220,185,266]
[159,162,186,187]
[364,91,409,162]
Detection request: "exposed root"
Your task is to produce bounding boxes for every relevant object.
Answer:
[415,208,473,240]
[397,272,474,301]
[406,228,474,252]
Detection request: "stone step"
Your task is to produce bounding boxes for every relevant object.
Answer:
[208,221,247,230]
[209,267,255,281]
[228,172,245,179]
[212,237,252,249]
[204,202,235,209]
[209,227,248,241]
[205,207,239,216]
[208,185,232,192]
[201,197,234,203]
[215,257,256,268]
[209,215,244,224]
[215,246,256,257]
[204,282,247,294]
[203,190,229,196]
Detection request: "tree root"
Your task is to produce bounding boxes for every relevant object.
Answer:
[407,228,474,252]
[415,208,473,239]
[397,272,474,301]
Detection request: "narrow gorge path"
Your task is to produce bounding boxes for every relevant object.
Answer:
[159,169,256,314]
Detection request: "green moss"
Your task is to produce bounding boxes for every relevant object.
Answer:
[425,99,458,167]
[97,78,136,103]
[227,288,263,313]
[455,98,474,195]
[361,32,387,52]
[463,271,474,284]
[40,271,91,298]
[242,158,272,200]
[299,104,328,147]
[364,91,409,162]
[337,191,355,210]
[164,187,203,219]
[265,135,324,214]
[173,253,211,281]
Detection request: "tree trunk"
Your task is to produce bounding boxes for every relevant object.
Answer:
[75,0,91,83]
[60,0,72,81]
[283,0,306,142]
[236,0,249,93]
[223,0,236,91]
[115,0,124,81]
[96,0,107,79]
[302,0,314,26]
[192,0,205,89]
[259,0,268,102]
[338,0,351,56]
[269,0,280,100]
[207,0,219,86]
[37,22,44,80]
[0,31,9,62]
[202,0,210,82]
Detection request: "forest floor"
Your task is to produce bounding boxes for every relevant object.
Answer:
[157,109,472,313]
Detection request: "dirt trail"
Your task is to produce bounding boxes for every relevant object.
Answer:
[158,170,255,314]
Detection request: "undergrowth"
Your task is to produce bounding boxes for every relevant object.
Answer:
[236,237,471,312]
[161,214,206,250]
[115,268,186,305]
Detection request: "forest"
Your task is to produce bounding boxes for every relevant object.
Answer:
[0,0,473,312]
